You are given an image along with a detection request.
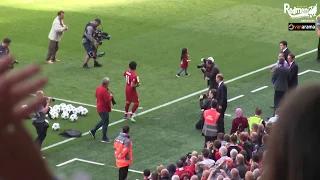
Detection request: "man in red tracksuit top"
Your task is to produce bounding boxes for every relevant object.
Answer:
[89,77,113,143]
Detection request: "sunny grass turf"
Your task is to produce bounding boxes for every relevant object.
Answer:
[0,0,319,179]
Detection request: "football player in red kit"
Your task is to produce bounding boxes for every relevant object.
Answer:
[123,61,140,122]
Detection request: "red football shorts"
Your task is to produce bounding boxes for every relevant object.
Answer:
[126,90,139,103]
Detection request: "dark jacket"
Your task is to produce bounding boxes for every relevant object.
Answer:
[200,98,212,110]
[0,44,9,58]
[288,61,298,89]
[216,82,228,109]
[205,65,220,89]
[282,48,291,61]
[271,66,290,91]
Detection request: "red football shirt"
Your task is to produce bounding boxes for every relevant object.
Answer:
[95,85,112,113]
[185,164,195,173]
[124,70,137,92]
[175,167,194,180]
[180,55,189,69]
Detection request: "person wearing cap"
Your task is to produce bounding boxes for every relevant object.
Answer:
[88,77,113,143]
[82,18,103,68]
[202,57,220,90]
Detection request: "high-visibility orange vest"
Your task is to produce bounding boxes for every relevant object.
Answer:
[202,109,220,136]
[114,133,133,168]
[204,109,220,125]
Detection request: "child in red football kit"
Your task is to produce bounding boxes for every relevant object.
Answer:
[176,48,191,77]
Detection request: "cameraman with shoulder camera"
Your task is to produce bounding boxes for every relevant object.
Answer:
[195,89,216,130]
[201,58,220,90]
[89,77,114,143]
[82,18,103,69]
[31,90,52,153]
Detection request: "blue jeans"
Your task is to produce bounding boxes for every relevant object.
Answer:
[92,112,109,139]
[177,68,188,75]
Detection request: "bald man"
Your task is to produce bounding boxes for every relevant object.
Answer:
[235,154,248,179]
[32,90,51,153]
[190,175,198,180]
[245,171,254,180]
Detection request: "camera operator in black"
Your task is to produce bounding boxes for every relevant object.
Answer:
[31,91,51,151]
[82,18,103,69]
[202,59,220,90]
[195,89,216,129]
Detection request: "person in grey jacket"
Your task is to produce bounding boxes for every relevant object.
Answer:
[82,18,102,68]
[271,58,290,110]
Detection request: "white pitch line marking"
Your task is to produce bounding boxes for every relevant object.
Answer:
[308,69,320,74]
[298,70,310,76]
[56,158,77,167]
[227,95,244,102]
[224,114,231,117]
[76,158,105,166]
[56,159,143,174]
[56,158,104,167]
[42,48,318,151]
[251,86,268,93]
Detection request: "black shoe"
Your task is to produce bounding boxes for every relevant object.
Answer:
[83,63,89,69]
[89,130,96,139]
[101,138,111,143]
[270,106,274,108]
[94,62,102,67]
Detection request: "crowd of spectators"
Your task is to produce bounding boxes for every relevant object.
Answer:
[143,113,273,180]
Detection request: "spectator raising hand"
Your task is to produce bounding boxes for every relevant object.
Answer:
[0,55,52,180]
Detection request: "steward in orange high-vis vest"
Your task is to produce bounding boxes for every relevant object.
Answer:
[317,14,320,61]
[114,125,132,180]
[202,99,221,148]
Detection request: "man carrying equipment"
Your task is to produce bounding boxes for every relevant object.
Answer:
[82,18,103,68]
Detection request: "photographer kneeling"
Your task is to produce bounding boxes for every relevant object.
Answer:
[195,89,216,130]
[30,91,52,152]
[82,18,103,69]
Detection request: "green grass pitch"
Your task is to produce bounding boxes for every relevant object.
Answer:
[1,0,320,179]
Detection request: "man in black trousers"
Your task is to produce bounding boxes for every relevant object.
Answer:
[271,58,290,109]
[215,73,227,133]
[287,53,299,89]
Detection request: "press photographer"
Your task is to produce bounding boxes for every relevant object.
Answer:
[195,89,216,130]
[199,57,220,90]
[197,57,213,86]
[30,90,52,153]
[89,77,114,143]
[82,18,110,69]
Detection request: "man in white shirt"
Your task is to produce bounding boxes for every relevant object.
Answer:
[268,108,279,123]
[46,11,69,64]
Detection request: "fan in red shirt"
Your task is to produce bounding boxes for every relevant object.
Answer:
[175,160,194,180]
[230,108,249,134]
[123,61,140,122]
[176,48,191,77]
